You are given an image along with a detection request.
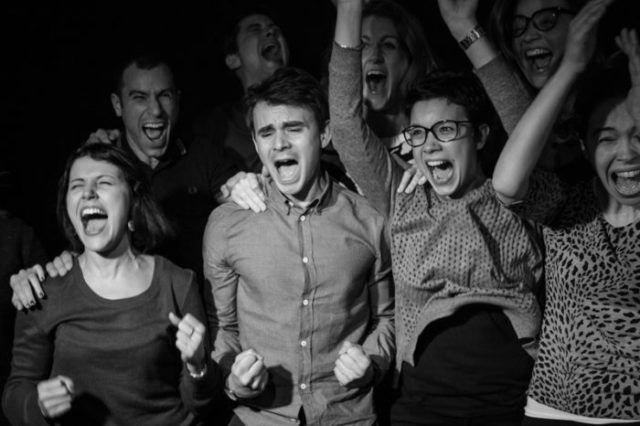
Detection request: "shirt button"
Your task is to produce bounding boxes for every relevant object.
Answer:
[302,299,309,306]
[300,215,306,222]
[300,340,307,347]
[302,256,309,264]
[300,383,307,390]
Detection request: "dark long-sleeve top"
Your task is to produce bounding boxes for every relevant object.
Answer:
[2,256,220,426]
[203,176,395,425]
[329,43,543,369]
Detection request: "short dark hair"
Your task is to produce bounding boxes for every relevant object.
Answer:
[245,67,329,132]
[363,0,437,92]
[406,70,493,127]
[57,143,171,253]
[112,53,176,97]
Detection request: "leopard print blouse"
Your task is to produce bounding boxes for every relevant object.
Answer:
[519,172,640,419]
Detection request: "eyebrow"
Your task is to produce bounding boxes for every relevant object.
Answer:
[282,120,306,129]
[591,126,616,137]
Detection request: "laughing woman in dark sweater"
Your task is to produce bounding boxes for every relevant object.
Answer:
[2,144,219,426]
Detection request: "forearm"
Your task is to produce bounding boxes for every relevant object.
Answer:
[2,383,48,426]
[493,63,580,204]
[329,43,399,218]
[475,55,534,134]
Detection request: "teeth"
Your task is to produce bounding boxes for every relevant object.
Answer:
[143,123,164,129]
[525,48,550,58]
[427,160,447,167]
[367,70,385,77]
[617,170,640,178]
[81,207,107,219]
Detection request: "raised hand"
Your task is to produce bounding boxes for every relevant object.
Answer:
[334,341,374,388]
[437,0,480,40]
[226,349,269,399]
[169,312,207,373]
[37,376,74,419]
[85,128,121,145]
[396,165,427,194]
[616,28,640,121]
[562,0,614,73]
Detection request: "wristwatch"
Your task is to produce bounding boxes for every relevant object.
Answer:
[459,26,486,51]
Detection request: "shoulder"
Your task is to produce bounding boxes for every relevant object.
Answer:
[153,255,195,285]
[331,183,387,229]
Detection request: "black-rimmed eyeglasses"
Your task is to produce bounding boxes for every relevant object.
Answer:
[402,120,473,147]
[511,7,575,38]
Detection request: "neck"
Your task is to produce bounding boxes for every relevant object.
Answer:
[596,181,640,227]
[284,172,328,210]
[125,134,159,169]
[79,246,139,281]
[365,109,408,139]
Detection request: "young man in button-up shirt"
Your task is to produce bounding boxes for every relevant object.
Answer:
[203,67,394,425]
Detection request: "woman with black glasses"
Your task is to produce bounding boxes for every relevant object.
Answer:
[437,0,612,189]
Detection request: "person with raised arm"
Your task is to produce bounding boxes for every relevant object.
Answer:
[492,0,640,418]
[329,0,549,424]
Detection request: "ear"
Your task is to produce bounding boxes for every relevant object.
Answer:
[111,93,123,117]
[225,53,241,71]
[475,124,490,151]
[320,120,332,149]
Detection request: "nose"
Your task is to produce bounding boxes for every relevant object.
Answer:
[520,20,541,41]
[422,132,441,153]
[617,134,640,160]
[81,182,97,199]
[273,131,290,151]
[148,95,163,116]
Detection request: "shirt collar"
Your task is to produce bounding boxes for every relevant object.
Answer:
[265,172,334,216]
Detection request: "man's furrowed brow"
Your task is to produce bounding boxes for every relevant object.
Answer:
[256,123,275,134]
[282,120,306,129]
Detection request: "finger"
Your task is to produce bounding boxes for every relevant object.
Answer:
[338,340,352,356]
[46,401,72,418]
[12,271,37,308]
[337,353,362,375]
[397,170,413,193]
[333,365,350,386]
[180,313,206,336]
[250,368,268,390]
[30,266,46,299]
[61,251,74,272]
[261,165,271,178]
[233,351,260,375]
[245,359,266,386]
[168,312,182,328]
[107,129,121,142]
[242,188,267,213]
[220,184,230,199]
[11,293,24,310]
[405,171,423,194]
[58,376,74,395]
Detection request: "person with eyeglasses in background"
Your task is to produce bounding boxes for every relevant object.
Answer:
[437,0,622,191]
[328,1,547,424]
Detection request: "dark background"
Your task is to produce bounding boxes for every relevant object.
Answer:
[4,1,638,254]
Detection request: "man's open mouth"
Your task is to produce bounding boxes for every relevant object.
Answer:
[142,122,166,141]
[261,42,282,62]
[274,158,299,183]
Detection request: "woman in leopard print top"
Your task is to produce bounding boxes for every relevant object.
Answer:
[493,5,640,423]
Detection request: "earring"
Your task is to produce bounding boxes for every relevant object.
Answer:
[127,220,135,232]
